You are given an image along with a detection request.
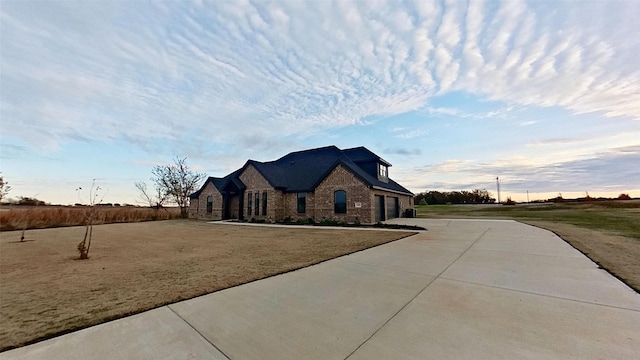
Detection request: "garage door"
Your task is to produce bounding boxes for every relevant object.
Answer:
[375,195,385,222]
[386,196,399,219]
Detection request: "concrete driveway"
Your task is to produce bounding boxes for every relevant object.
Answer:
[2,219,639,359]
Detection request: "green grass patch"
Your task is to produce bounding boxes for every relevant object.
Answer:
[415,200,640,240]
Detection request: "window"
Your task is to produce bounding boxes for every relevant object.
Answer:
[334,190,346,214]
[247,192,252,216]
[262,191,267,215]
[297,192,306,213]
[379,164,388,178]
[206,195,213,214]
[255,192,260,216]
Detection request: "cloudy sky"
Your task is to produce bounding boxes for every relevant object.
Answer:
[1,0,639,205]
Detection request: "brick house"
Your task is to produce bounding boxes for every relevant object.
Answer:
[189,146,414,224]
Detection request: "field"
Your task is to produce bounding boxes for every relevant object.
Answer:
[2,201,638,352]
[416,200,640,292]
[0,220,415,351]
[0,206,181,231]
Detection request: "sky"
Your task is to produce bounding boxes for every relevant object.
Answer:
[1,0,639,205]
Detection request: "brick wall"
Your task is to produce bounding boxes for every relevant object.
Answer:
[281,191,316,222]
[314,164,373,223]
[190,163,414,224]
[188,182,223,220]
[371,188,414,221]
[239,165,282,222]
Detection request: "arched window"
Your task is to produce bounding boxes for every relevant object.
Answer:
[206,195,213,214]
[334,190,346,214]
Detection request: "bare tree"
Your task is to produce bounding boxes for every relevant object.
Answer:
[76,180,104,259]
[151,157,205,218]
[18,195,44,242]
[0,174,11,203]
[135,181,167,210]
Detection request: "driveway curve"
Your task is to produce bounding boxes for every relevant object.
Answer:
[2,219,639,359]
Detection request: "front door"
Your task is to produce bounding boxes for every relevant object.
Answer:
[222,194,231,220]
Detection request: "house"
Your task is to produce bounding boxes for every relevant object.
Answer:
[189,146,414,224]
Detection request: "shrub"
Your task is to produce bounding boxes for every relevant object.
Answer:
[318,219,340,226]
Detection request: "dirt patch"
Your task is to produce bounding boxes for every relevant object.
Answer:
[522,220,640,293]
[0,220,415,351]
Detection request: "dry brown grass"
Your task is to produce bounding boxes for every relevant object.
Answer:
[522,220,640,293]
[0,220,415,351]
[0,206,181,231]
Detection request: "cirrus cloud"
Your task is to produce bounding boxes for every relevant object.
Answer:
[1,0,638,154]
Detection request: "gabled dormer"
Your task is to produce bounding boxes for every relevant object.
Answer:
[341,147,391,183]
[377,162,389,183]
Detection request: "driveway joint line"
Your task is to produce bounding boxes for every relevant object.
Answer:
[343,227,491,359]
[342,277,439,360]
[439,277,640,312]
[166,305,232,360]
[462,247,586,259]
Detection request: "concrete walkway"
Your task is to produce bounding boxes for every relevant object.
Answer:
[2,219,639,359]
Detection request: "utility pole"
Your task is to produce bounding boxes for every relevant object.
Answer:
[496,177,501,204]
[527,190,530,203]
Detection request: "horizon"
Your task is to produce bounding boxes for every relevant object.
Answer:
[2,189,637,207]
[1,0,639,205]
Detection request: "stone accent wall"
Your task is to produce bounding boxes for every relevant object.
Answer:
[188,182,223,220]
[239,165,281,222]
[314,164,373,223]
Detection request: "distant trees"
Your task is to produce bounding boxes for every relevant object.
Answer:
[0,174,11,202]
[16,197,47,206]
[415,191,634,205]
[140,157,205,218]
[415,189,496,205]
[549,193,564,203]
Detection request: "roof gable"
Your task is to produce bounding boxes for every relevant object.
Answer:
[191,146,414,197]
[189,168,245,199]
[342,146,391,166]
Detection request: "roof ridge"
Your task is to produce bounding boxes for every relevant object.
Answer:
[341,146,366,151]
[282,145,340,156]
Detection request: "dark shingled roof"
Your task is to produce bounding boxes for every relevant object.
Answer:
[189,168,244,199]
[191,146,413,197]
[341,147,391,166]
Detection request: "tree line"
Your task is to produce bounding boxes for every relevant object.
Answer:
[415,189,496,205]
